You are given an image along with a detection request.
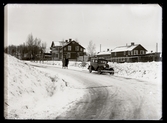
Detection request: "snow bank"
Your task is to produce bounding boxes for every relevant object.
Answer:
[28,60,89,71]
[33,60,89,68]
[31,60,162,82]
[4,54,85,119]
[108,62,162,82]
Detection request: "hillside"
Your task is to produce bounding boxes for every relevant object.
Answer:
[4,54,85,119]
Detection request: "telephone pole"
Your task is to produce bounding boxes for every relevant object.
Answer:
[156,43,158,52]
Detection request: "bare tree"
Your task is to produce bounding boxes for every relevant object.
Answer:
[87,41,96,57]
[5,33,47,60]
[26,33,34,59]
[26,33,34,47]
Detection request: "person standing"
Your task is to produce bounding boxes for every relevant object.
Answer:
[65,57,69,69]
[62,55,66,68]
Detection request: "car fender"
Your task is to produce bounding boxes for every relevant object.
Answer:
[88,65,94,70]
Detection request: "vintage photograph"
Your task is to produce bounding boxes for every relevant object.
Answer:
[4,4,162,120]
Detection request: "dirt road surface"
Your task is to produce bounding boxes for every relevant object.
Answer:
[31,64,162,120]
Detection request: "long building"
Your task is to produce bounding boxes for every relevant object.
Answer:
[97,42,161,63]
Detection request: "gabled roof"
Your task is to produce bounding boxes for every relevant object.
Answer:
[97,51,111,55]
[60,41,85,49]
[51,41,62,47]
[111,44,147,52]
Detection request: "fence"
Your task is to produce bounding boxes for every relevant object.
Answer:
[110,55,161,63]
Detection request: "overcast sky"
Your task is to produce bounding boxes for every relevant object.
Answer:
[5,4,162,53]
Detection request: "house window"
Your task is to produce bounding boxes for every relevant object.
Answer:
[115,52,116,56]
[75,46,79,51]
[124,51,126,56]
[128,51,130,55]
[80,48,82,51]
[131,51,133,55]
[140,50,145,55]
[64,47,66,51]
[68,46,71,51]
[134,50,138,55]
[67,53,71,58]
[53,47,58,50]
[52,53,58,58]
[77,52,80,56]
[140,50,142,54]
[55,54,58,58]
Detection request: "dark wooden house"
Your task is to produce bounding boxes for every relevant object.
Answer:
[50,39,85,61]
[59,39,85,60]
[111,42,147,62]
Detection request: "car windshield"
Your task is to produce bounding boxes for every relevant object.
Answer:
[98,60,107,64]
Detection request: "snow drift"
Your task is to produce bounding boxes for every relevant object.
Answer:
[4,54,85,119]
[30,60,162,82]
[108,62,162,82]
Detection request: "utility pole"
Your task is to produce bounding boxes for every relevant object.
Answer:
[156,43,158,52]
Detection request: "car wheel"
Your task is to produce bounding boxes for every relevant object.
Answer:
[110,71,114,75]
[89,66,92,73]
[97,67,102,74]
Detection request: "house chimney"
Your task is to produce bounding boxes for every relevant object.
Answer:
[69,39,72,42]
[131,42,135,46]
[107,49,109,51]
[65,40,68,43]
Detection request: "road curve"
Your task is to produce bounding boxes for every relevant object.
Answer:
[31,64,162,120]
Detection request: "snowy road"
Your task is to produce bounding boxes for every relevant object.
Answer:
[31,64,162,120]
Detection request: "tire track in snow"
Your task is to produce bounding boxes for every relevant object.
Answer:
[29,64,161,120]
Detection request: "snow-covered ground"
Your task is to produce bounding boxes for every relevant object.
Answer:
[108,62,162,82]
[27,60,162,82]
[4,55,162,119]
[4,54,86,119]
[28,61,161,120]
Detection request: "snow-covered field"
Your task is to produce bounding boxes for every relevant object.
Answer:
[4,54,162,119]
[4,54,86,119]
[108,62,162,82]
[28,60,162,82]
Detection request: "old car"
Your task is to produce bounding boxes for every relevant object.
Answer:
[88,58,114,75]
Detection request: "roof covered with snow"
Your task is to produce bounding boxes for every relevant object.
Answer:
[97,51,111,55]
[51,41,68,47]
[60,41,85,49]
[111,44,140,52]
[53,41,61,46]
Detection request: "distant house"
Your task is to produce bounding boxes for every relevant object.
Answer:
[50,41,62,60]
[50,39,85,61]
[60,39,85,60]
[97,42,161,62]
[97,42,162,63]
[111,42,147,62]
[97,49,111,61]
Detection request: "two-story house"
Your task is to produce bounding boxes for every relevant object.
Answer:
[50,41,63,60]
[111,42,147,62]
[50,39,85,61]
[59,39,85,60]
[97,42,148,63]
